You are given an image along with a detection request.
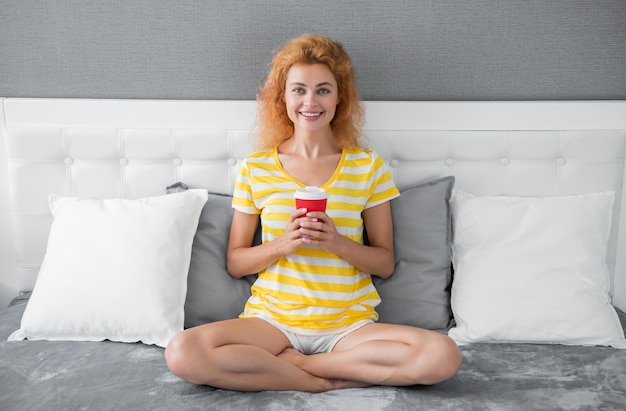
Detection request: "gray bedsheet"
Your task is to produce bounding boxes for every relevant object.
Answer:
[1,302,625,411]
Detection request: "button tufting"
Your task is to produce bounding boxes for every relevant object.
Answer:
[389,159,399,167]
[119,158,129,166]
[64,157,74,166]
[445,158,455,167]
[556,157,566,166]
[227,158,237,166]
[173,158,183,166]
[500,158,510,166]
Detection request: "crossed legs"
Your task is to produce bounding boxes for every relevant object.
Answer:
[280,322,462,386]
[165,318,337,392]
[165,318,461,392]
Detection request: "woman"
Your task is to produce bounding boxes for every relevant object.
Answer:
[165,34,461,392]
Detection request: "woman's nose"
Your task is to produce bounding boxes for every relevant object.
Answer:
[303,92,318,107]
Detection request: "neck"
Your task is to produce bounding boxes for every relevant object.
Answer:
[281,129,340,158]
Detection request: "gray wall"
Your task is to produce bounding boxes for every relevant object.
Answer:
[1,0,625,101]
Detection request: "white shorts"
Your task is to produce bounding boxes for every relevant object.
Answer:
[261,318,374,355]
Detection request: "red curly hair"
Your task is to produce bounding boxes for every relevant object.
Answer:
[255,34,364,150]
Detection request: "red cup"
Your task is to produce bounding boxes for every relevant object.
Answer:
[295,186,328,214]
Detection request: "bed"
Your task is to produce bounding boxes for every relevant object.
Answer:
[1,98,626,410]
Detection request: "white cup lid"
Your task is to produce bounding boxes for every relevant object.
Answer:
[295,186,328,200]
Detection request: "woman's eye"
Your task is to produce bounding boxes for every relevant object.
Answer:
[318,89,330,95]
[292,88,304,94]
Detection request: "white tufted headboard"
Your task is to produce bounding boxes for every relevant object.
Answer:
[1,98,626,311]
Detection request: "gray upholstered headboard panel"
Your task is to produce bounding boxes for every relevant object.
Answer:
[1,2,625,101]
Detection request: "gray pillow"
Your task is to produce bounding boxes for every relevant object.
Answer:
[167,183,259,328]
[373,176,455,330]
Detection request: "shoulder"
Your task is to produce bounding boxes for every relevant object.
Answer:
[344,146,384,157]
[244,149,274,160]
[344,147,377,160]
[241,150,275,166]
[343,147,386,168]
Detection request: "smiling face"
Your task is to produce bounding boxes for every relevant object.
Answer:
[284,63,340,136]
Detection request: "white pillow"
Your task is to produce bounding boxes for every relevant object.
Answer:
[9,189,208,347]
[449,190,626,348]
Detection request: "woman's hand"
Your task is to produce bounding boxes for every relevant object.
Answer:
[273,207,312,256]
[297,210,344,252]
[227,209,308,277]
[228,208,333,277]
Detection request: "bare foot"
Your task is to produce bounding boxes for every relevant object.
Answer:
[277,348,373,390]
[331,379,374,390]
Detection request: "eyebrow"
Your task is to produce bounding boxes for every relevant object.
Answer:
[289,81,335,88]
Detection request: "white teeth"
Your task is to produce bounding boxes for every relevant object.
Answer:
[300,112,321,117]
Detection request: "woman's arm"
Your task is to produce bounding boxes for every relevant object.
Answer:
[299,201,395,278]
[226,208,311,278]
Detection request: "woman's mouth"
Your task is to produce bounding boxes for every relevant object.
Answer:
[300,111,322,118]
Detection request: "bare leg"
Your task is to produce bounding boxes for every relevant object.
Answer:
[165,318,351,392]
[279,323,462,386]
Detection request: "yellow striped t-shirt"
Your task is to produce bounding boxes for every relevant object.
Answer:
[232,147,399,334]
